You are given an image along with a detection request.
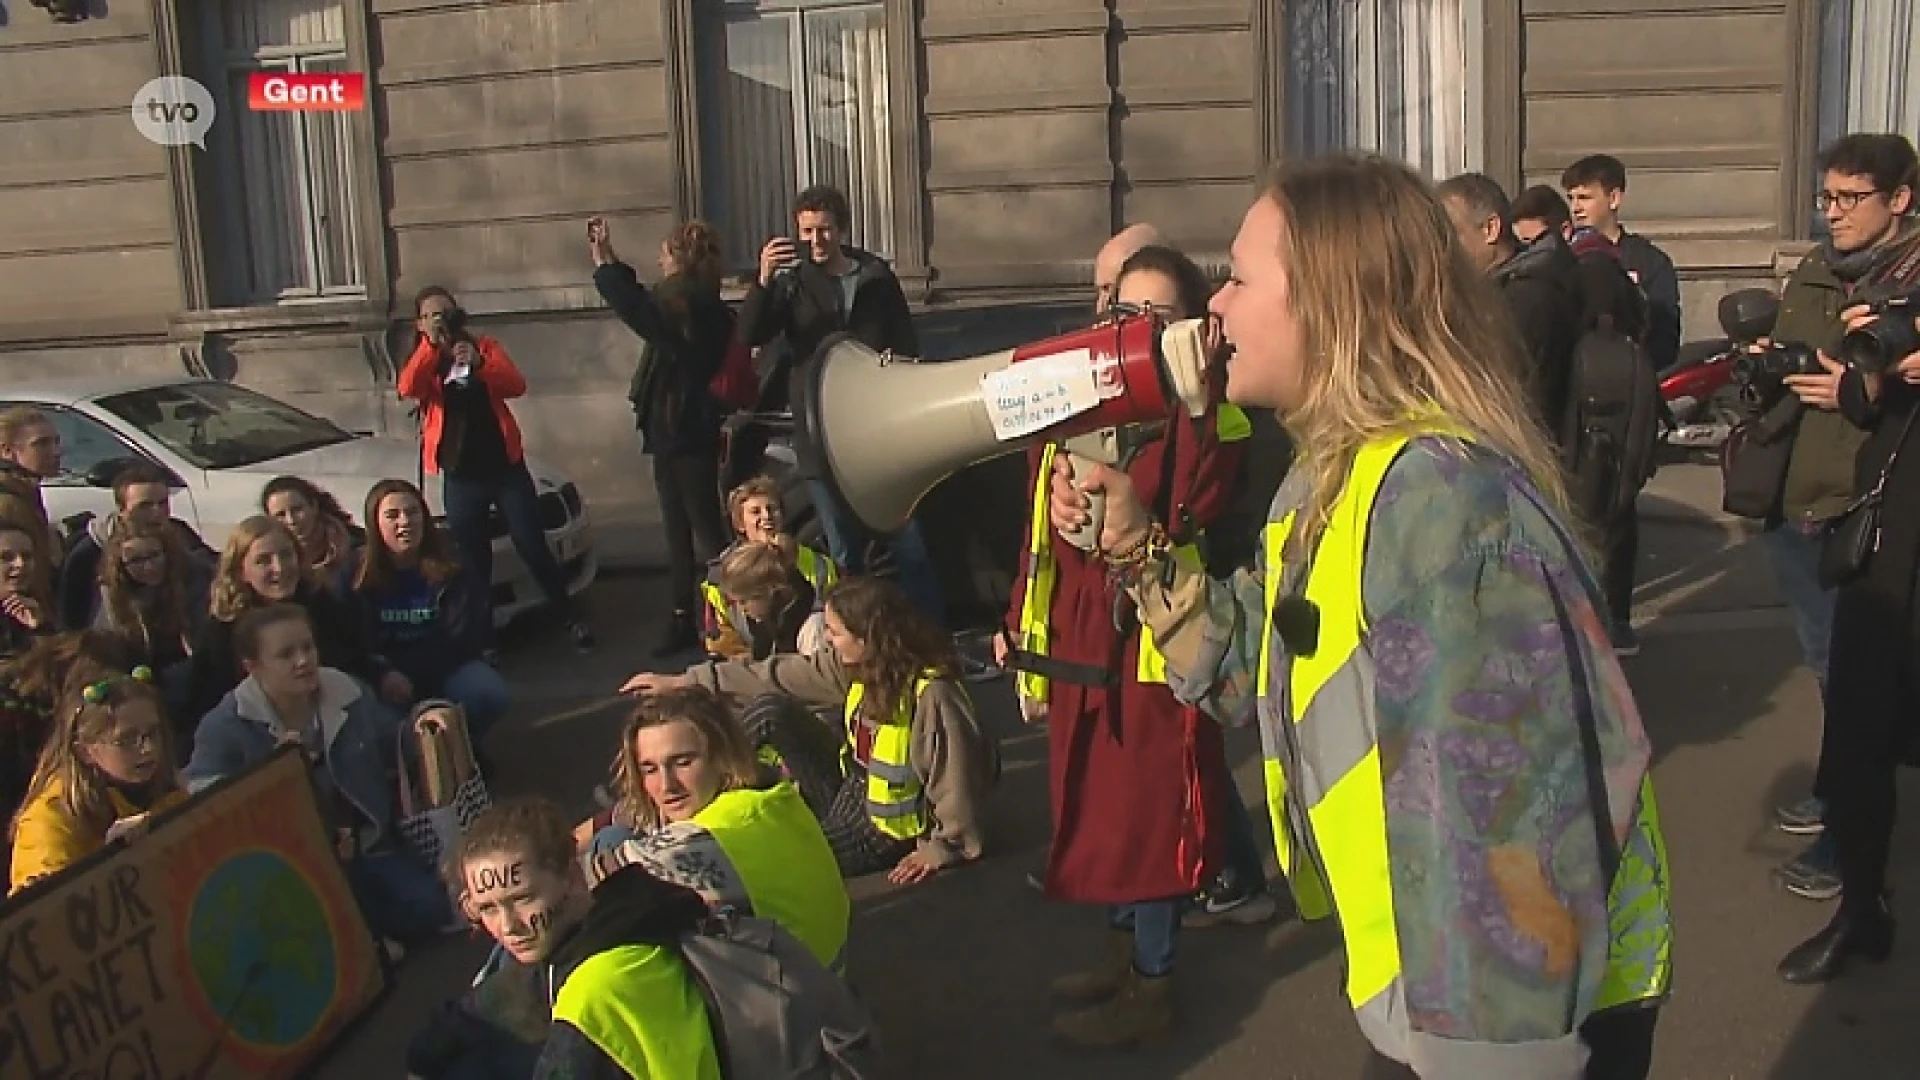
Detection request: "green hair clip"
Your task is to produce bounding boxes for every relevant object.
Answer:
[80,666,155,705]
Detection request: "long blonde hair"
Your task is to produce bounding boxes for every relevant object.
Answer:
[209,515,304,623]
[13,671,175,841]
[608,686,761,833]
[1262,154,1573,558]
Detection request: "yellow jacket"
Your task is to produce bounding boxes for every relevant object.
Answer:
[9,773,187,894]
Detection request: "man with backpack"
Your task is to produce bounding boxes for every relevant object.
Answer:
[1442,172,1661,654]
[410,798,878,1080]
[1439,173,1584,444]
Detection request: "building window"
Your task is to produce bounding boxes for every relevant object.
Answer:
[1815,1,1918,147]
[1283,0,1473,181]
[204,0,366,304]
[697,0,897,272]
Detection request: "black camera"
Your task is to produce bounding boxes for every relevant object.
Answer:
[431,306,471,343]
[1734,341,1823,405]
[1837,288,1920,374]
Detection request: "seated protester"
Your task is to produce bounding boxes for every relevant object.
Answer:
[345,480,507,761]
[262,475,361,590]
[185,604,453,952]
[181,515,386,734]
[578,686,850,969]
[56,460,215,631]
[0,511,53,660]
[446,799,724,1080]
[10,668,186,894]
[706,541,821,662]
[88,517,209,719]
[622,575,995,884]
[702,475,835,658]
[0,630,142,832]
[422,688,857,1080]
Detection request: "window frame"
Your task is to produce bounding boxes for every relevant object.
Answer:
[1793,0,1917,241]
[671,0,928,285]
[149,0,392,321]
[1268,0,1490,182]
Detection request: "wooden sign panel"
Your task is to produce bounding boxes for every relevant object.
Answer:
[0,748,387,1079]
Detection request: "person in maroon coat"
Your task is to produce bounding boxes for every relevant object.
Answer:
[997,246,1246,1050]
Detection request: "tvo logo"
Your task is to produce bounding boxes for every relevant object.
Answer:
[130,76,216,150]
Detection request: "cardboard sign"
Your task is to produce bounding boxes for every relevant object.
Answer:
[0,749,386,1079]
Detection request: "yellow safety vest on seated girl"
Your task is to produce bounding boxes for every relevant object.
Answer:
[842,674,938,840]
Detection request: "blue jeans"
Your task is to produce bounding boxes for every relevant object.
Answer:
[438,659,510,747]
[349,847,453,944]
[1220,785,1270,892]
[1108,898,1182,977]
[807,479,947,625]
[443,462,575,638]
[1758,521,1835,685]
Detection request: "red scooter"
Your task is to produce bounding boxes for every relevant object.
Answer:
[1658,288,1777,452]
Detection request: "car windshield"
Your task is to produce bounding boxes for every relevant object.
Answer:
[94,382,356,470]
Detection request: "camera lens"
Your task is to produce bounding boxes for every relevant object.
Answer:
[1840,312,1920,375]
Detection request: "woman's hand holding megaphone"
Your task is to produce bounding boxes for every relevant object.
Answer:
[1048,453,1151,557]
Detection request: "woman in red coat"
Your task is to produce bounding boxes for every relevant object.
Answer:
[998,246,1246,1050]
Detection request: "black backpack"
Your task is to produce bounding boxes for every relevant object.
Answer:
[1561,320,1662,526]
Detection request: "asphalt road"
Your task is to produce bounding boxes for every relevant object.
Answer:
[315,463,1916,1080]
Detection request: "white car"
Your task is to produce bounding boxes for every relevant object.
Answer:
[2,376,596,628]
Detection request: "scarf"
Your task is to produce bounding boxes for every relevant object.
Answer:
[1823,217,1920,284]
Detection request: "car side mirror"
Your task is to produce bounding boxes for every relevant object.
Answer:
[84,457,185,490]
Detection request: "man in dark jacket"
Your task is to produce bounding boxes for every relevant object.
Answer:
[1439,172,1584,440]
[57,460,216,630]
[1562,154,1682,371]
[735,185,947,625]
[1756,133,1920,902]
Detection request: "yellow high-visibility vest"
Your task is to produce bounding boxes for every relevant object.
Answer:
[842,674,937,840]
[1253,423,1673,1063]
[1013,405,1251,704]
[550,943,722,1079]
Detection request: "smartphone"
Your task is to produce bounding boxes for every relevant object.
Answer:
[778,238,803,275]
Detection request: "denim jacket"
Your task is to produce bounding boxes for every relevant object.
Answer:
[184,668,405,850]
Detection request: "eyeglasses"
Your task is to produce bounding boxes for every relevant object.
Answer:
[1815,189,1884,212]
[123,553,166,569]
[97,726,163,751]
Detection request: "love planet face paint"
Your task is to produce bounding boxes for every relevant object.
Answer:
[463,854,572,964]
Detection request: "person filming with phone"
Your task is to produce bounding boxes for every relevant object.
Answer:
[398,286,595,654]
[734,185,947,626]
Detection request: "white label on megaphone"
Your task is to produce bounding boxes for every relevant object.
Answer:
[980,349,1102,440]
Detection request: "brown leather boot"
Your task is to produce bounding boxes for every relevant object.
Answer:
[1049,928,1133,1005]
[1050,967,1174,1050]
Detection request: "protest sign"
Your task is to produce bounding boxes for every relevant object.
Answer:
[0,749,385,1079]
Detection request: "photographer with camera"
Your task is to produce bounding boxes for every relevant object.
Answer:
[1724,135,1920,902]
[1776,292,1920,985]
[398,286,595,654]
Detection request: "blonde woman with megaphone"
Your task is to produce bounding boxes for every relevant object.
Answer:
[1046,154,1673,1080]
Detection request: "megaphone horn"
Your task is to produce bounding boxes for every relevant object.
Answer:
[793,314,1214,537]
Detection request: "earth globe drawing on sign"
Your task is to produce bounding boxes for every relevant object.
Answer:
[187,848,339,1048]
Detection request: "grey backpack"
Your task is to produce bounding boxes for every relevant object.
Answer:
[678,912,884,1079]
